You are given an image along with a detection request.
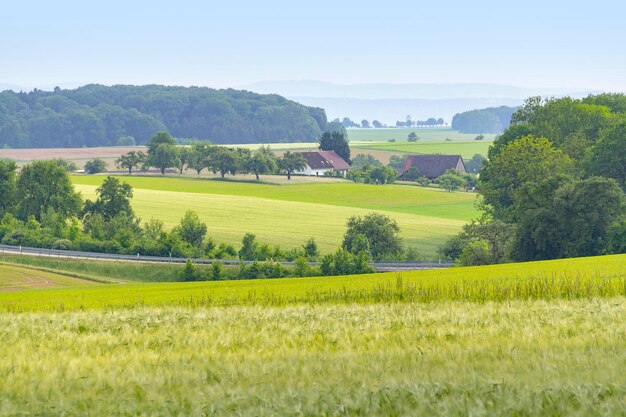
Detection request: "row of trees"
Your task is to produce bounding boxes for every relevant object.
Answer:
[0,84,327,148]
[441,94,626,264]
[114,132,309,180]
[395,117,445,128]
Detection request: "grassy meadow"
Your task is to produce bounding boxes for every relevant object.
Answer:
[72,175,478,257]
[347,127,497,142]
[1,254,626,415]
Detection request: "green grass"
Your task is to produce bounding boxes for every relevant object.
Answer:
[353,140,494,159]
[2,254,624,312]
[0,255,199,283]
[72,176,477,256]
[2,299,626,416]
[348,127,497,142]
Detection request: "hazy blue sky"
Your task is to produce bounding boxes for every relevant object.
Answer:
[2,0,625,91]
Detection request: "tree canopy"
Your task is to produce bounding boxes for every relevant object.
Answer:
[0,85,327,148]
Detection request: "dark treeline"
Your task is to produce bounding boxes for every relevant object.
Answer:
[0,84,327,148]
[451,106,517,134]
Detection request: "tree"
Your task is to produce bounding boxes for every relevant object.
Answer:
[511,176,625,260]
[53,159,78,172]
[16,160,82,221]
[116,151,146,175]
[145,132,179,174]
[0,160,17,216]
[367,165,397,184]
[342,213,402,259]
[279,151,307,180]
[149,143,179,174]
[302,238,319,260]
[437,170,465,192]
[207,146,239,178]
[239,233,259,260]
[146,131,176,154]
[188,142,212,174]
[84,158,107,174]
[173,210,207,247]
[242,146,277,180]
[479,135,573,221]
[388,155,408,172]
[407,132,418,142]
[372,120,383,128]
[83,176,134,221]
[319,131,351,163]
[465,154,486,174]
[361,119,370,128]
[350,154,382,170]
[117,135,136,146]
[589,121,626,188]
[176,146,194,174]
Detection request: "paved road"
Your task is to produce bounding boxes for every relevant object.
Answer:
[0,244,453,272]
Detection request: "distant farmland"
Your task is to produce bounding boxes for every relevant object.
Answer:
[72,175,478,257]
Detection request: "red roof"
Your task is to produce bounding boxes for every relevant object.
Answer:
[296,151,351,170]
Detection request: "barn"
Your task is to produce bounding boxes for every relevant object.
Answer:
[295,151,351,176]
[399,154,466,180]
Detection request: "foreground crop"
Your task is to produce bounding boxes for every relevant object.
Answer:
[1,300,626,416]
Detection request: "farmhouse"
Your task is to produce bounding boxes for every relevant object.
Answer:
[399,154,466,179]
[295,151,351,176]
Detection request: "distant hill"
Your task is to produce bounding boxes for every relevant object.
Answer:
[451,106,518,134]
[0,85,327,148]
[242,81,600,124]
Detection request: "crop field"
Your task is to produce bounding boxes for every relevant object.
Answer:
[1,254,624,311]
[1,255,626,415]
[347,127,497,142]
[72,175,478,256]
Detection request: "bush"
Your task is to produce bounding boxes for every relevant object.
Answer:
[84,159,107,174]
[52,239,74,250]
[117,136,136,146]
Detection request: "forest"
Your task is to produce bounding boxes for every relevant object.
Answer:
[451,105,517,134]
[0,85,327,148]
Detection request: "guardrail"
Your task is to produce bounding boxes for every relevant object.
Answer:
[0,244,454,271]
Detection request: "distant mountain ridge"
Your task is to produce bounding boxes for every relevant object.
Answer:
[242,81,601,124]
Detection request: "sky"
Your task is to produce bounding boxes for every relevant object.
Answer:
[2,0,626,92]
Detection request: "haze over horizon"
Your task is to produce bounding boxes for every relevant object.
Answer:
[3,0,625,93]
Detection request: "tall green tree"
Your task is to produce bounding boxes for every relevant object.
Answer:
[83,176,134,221]
[279,152,307,180]
[319,131,351,163]
[188,142,212,174]
[479,135,573,221]
[242,146,277,180]
[16,160,82,221]
[149,143,180,174]
[342,213,402,260]
[208,146,239,178]
[173,210,207,247]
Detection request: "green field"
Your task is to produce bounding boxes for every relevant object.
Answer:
[72,175,478,257]
[347,127,497,142]
[352,140,493,159]
[2,255,626,415]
